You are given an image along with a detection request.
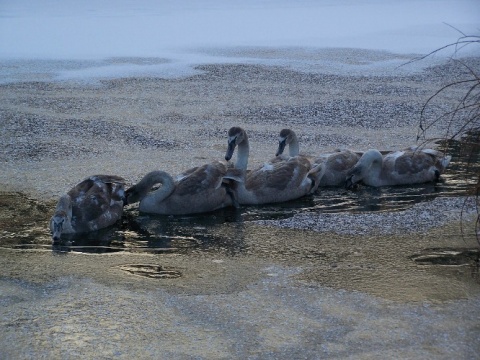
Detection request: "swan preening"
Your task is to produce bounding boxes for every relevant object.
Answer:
[275,128,361,187]
[50,175,126,241]
[346,148,451,188]
[224,126,322,205]
[125,161,236,215]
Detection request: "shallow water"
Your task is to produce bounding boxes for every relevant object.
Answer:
[0,134,478,256]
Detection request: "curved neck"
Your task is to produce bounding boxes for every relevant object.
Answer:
[236,135,250,171]
[132,171,175,207]
[360,150,383,179]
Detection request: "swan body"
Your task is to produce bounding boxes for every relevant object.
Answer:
[346,148,451,188]
[50,175,126,241]
[224,127,321,205]
[313,150,362,187]
[275,128,361,187]
[125,161,236,215]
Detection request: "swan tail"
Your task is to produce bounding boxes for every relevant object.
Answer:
[307,163,324,194]
[440,155,452,170]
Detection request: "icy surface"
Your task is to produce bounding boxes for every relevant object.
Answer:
[0,0,479,81]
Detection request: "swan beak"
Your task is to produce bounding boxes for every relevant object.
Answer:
[276,139,286,157]
[225,140,236,161]
[50,222,62,242]
[50,215,66,242]
[124,188,138,205]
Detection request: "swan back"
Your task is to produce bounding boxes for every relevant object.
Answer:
[313,149,362,187]
[50,175,126,241]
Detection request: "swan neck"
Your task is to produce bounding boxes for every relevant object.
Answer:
[236,136,249,171]
[288,137,300,157]
[138,171,175,205]
[361,150,383,176]
[55,195,72,219]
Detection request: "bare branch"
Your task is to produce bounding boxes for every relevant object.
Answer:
[411,29,480,245]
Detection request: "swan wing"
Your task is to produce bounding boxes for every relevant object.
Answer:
[176,166,198,181]
[325,150,361,172]
[247,156,310,191]
[175,161,226,196]
[391,151,435,175]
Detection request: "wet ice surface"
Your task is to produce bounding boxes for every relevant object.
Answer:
[0,271,479,359]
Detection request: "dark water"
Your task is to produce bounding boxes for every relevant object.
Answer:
[1,134,478,255]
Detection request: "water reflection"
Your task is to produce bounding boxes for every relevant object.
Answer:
[0,134,478,254]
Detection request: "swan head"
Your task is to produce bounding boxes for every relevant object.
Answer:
[276,129,295,156]
[50,212,67,242]
[345,149,383,189]
[225,127,246,161]
[125,185,142,205]
[345,166,362,189]
[124,170,174,205]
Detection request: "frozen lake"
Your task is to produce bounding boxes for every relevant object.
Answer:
[0,0,479,82]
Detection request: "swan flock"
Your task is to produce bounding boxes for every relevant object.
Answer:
[50,127,451,240]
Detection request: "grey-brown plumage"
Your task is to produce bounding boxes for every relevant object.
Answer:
[225,127,322,205]
[346,148,451,188]
[125,161,236,215]
[275,128,361,187]
[50,175,126,241]
[313,150,362,187]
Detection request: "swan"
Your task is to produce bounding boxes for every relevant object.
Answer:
[275,128,361,187]
[125,161,237,215]
[313,149,362,187]
[224,126,322,205]
[50,175,126,242]
[345,148,451,188]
